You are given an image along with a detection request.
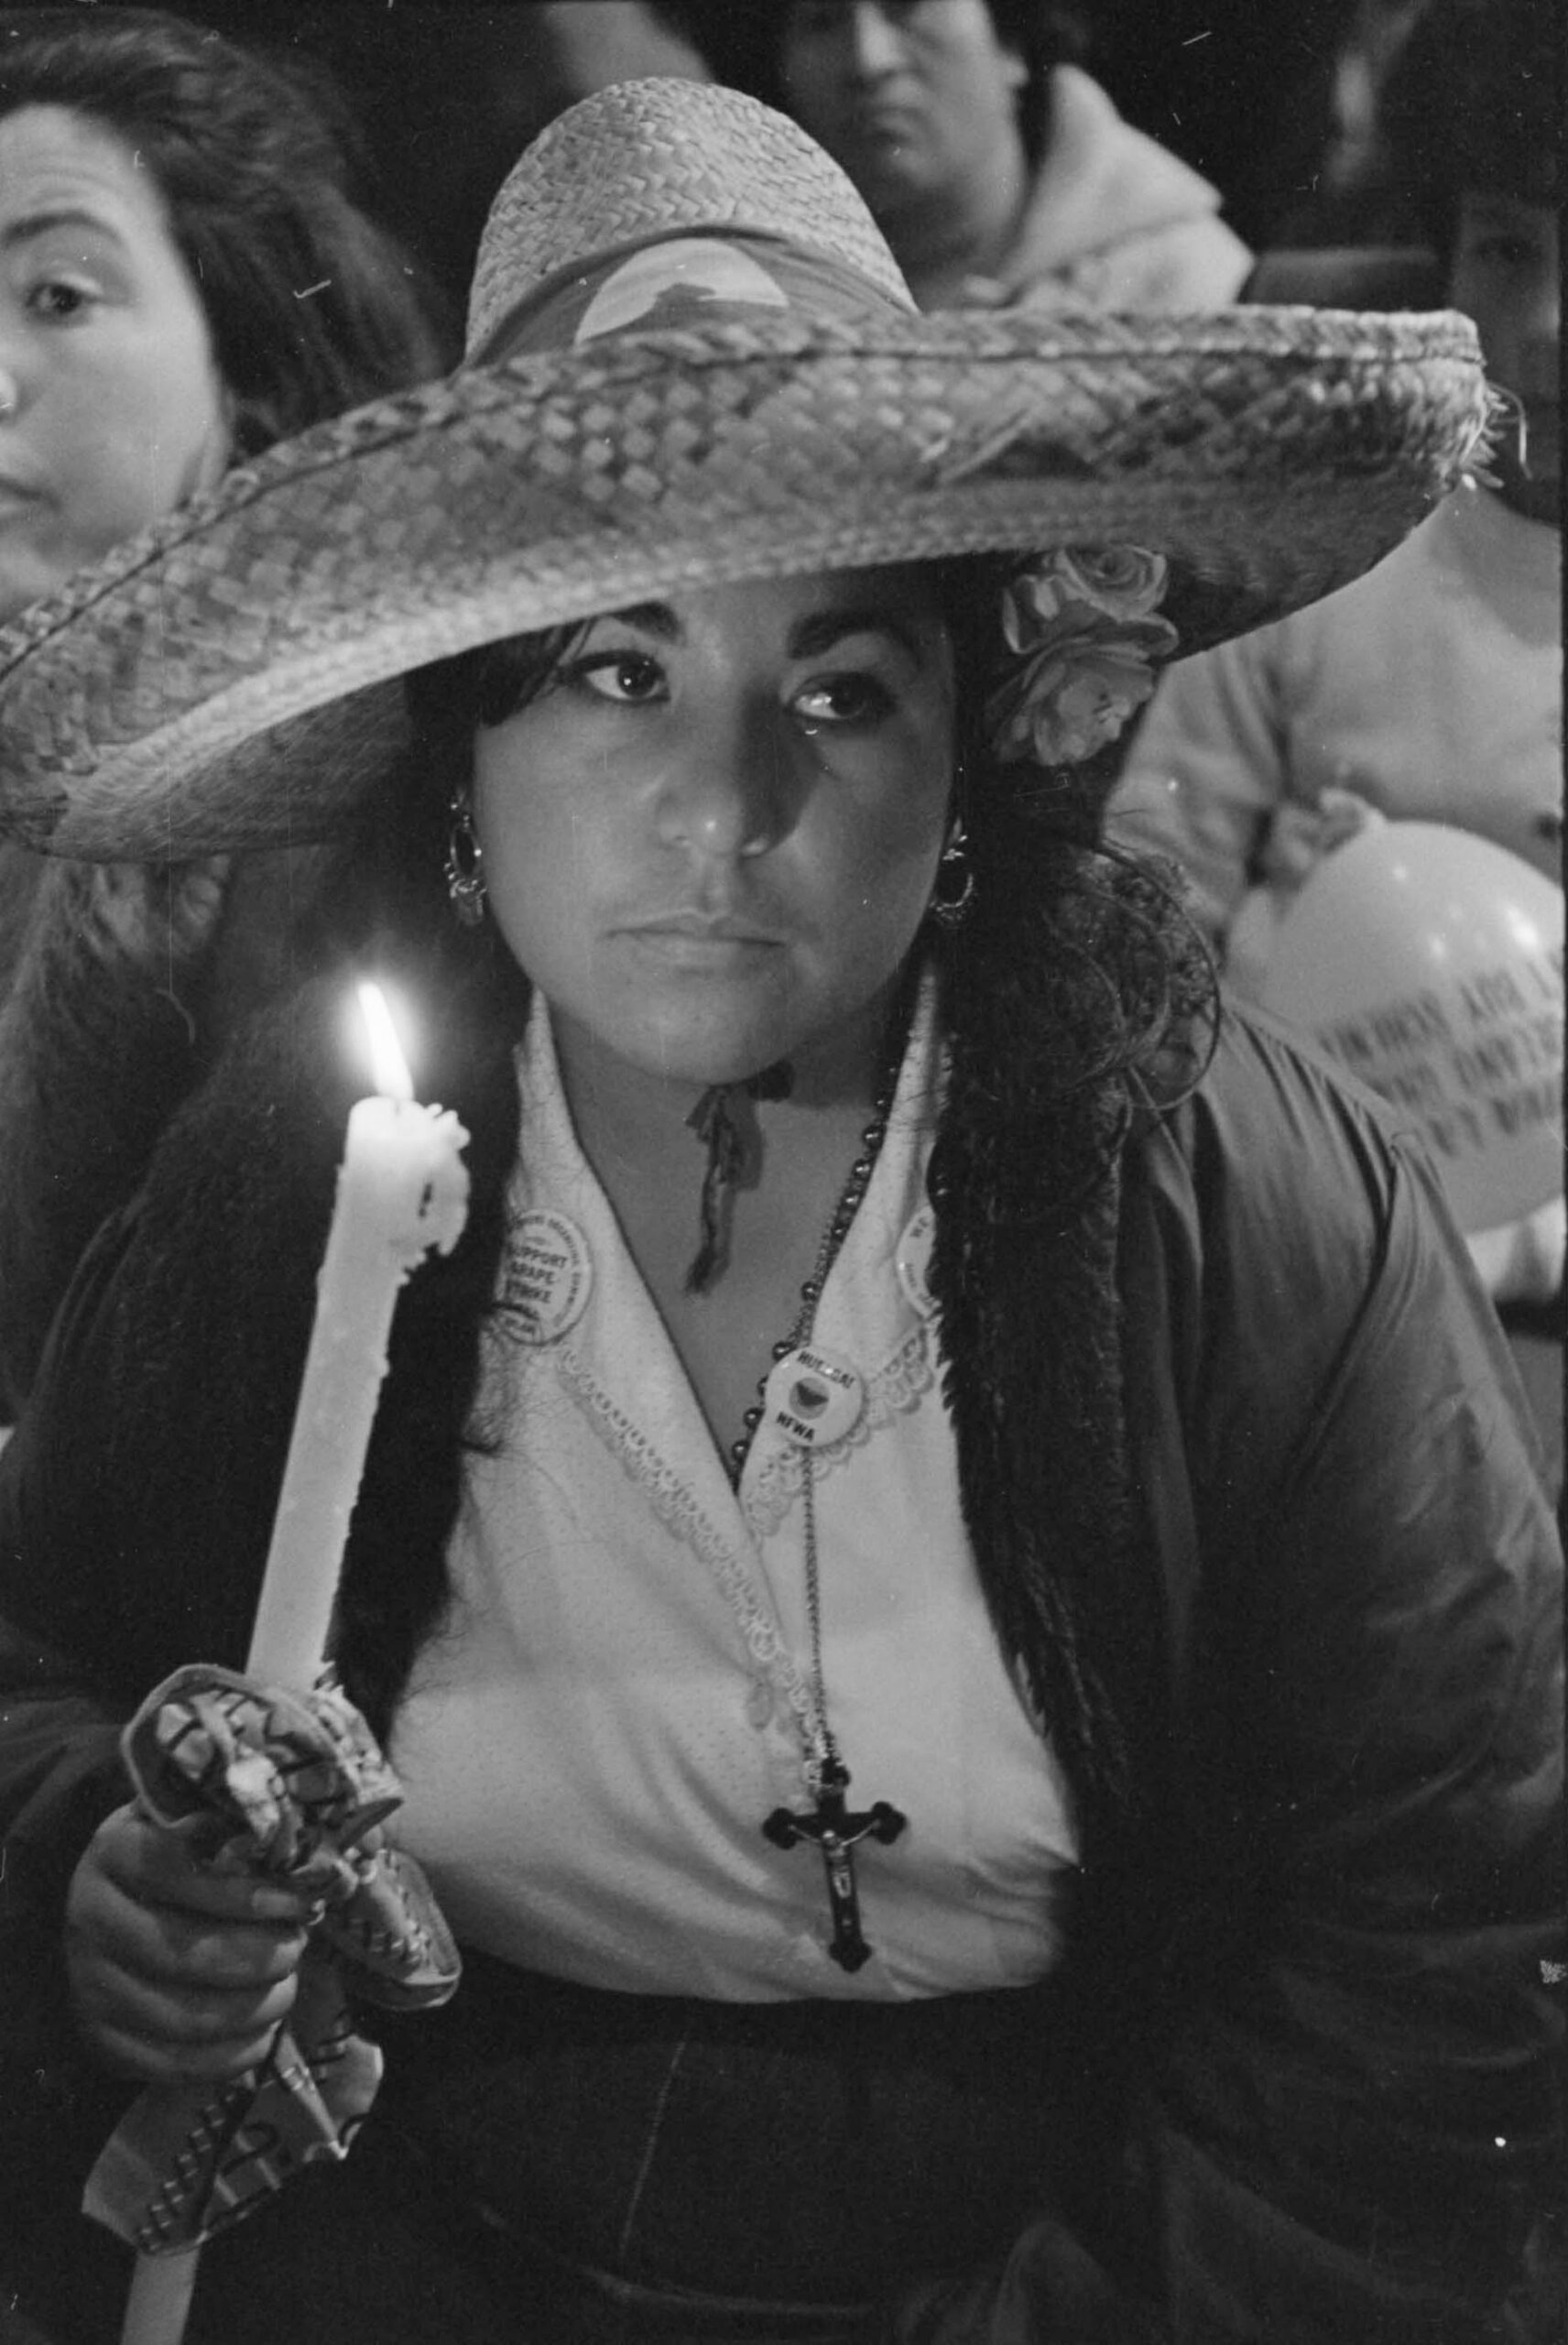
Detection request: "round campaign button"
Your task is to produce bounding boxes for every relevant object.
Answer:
[762,1344,866,1448]
[895,1204,937,1318]
[497,1210,593,1343]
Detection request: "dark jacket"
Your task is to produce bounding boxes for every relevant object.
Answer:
[0,868,1561,2340]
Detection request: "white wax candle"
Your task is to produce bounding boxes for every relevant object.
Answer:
[244,997,470,1691]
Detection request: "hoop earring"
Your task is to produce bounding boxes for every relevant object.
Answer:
[444,791,487,928]
[927,819,975,931]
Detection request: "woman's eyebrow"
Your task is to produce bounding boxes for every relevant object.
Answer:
[599,601,682,642]
[789,606,925,662]
[0,203,126,257]
[592,602,928,660]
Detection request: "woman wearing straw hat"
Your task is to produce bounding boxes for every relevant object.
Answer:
[0,5,449,1417]
[0,75,1558,2345]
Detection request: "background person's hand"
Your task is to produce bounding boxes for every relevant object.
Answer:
[65,1800,317,2085]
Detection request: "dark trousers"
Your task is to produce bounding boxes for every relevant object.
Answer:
[4,1953,1081,2344]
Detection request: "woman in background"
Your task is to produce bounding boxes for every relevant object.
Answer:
[655,0,1250,311]
[0,5,449,1412]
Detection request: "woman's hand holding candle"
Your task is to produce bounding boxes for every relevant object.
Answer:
[66,1804,316,2085]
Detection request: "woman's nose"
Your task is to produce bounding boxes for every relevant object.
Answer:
[654,708,791,860]
[0,356,20,420]
[847,3,906,77]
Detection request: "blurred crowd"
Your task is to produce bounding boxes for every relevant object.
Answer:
[130,1,1470,313]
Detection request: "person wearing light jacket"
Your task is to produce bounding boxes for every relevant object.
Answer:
[655,1,1250,311]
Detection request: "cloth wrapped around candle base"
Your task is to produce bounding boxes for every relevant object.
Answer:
[83,1664,462,2254]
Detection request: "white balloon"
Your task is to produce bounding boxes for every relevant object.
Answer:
[1261,822,1563,1232]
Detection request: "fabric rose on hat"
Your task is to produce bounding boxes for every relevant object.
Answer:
[1007,546,1172,631]
[989,546,1180,769]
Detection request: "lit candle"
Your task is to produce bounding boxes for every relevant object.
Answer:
[244,982,470,1690]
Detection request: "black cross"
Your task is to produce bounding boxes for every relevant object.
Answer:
[763,1756,907,1972]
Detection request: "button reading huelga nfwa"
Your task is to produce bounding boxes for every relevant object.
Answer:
[761,1344,865,1447]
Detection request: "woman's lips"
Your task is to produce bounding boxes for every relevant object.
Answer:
[621,912,786,965]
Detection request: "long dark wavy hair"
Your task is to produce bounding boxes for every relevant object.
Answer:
[0,7,452,453]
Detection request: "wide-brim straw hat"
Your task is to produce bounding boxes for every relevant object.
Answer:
[0,77,1490,860]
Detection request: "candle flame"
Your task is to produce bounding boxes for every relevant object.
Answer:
[358,983,414,1101]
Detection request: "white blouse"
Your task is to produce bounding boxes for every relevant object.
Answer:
[390,987,1079,1999]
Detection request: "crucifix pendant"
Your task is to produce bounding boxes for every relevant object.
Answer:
[762,1754,907,1972]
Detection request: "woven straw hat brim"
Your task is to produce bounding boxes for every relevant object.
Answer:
[0,303,1487,860]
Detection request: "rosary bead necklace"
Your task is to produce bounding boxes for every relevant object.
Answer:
[715,1004,913,1973]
